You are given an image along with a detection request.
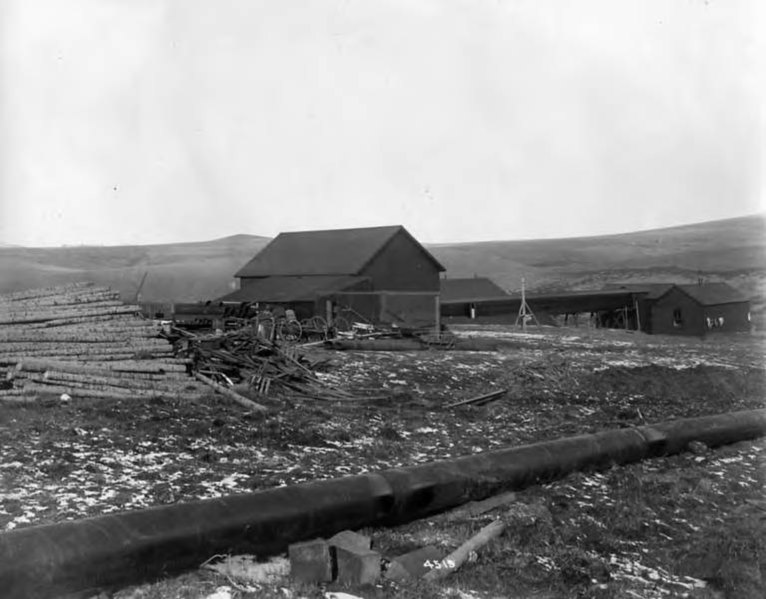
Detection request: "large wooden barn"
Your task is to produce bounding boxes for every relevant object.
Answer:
[219,225,445,326]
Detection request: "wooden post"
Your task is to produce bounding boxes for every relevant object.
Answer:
[325,300,333,326]
[434,295,441,337]
[380,293,387,324]
[423,519,506,581]
[634,298,641,331]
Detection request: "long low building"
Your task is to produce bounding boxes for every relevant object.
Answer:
[441,281,752,336]
[441,288,646,327]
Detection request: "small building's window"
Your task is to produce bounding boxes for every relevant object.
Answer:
[673,308,683,328]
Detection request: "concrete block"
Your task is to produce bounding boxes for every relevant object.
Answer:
[385,545,443,581]
[288,538,333,583]
[328,530,372,553]
[335,546,381,586]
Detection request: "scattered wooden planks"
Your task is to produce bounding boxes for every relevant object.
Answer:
[445,389,509,408]
[194,372,268,412]
[176,326,373,403]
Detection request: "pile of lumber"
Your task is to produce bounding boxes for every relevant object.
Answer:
[0,283,197,401]
[175,326,366,402]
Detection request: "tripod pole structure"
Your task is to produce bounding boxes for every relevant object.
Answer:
[515,277,539,331]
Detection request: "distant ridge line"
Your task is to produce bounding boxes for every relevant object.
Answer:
[427,212,765,246]
[0,212,763,250]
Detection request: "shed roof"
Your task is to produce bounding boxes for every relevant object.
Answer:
[605,283,675,300]
[440,288,640,312]
[672,283,750,306]
[235,225,444,278]
[218,275,368,303]
[440,277,509,302]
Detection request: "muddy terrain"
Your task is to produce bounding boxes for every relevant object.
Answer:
[0,326,763,598]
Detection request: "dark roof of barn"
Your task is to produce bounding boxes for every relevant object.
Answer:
[672,283,750,306]
[218,275,368,303]
[440,277,509,302]
[235,225,445,278]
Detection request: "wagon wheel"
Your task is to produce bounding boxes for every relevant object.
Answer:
[300,316,327,341]
[309,315,329,340]
[300,318,313,340]
[278,319,302,343]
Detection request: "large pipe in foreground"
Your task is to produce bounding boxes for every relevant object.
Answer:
[1,408,764,598]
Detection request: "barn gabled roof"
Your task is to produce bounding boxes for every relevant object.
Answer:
[440,277,509,302]
[672,282,750,306]
[235,225,444,278]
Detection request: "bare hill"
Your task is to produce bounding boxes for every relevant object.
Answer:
[0,215,763,304]
[0,235,270,302]
[431,214,765,299]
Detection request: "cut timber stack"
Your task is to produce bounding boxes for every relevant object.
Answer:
[0,282,199,401]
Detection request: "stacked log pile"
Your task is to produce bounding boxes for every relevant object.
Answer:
[0,283,197,401]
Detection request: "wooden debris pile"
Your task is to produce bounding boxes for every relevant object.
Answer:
[172,326,365,402]
[0,283,198,401]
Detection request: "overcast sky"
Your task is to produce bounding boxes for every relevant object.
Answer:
[1,0,763,247]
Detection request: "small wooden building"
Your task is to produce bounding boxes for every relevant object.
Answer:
[648,283,751,336]
[219,225,445,326]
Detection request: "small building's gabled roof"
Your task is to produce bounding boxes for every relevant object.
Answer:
[672,282,750,306]
[218,275,369,303]
[440,277,509,302]
[235,225,444,278]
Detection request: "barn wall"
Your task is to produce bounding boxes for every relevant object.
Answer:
[324,293,380,324]
[239,277,265,291]
[325,292,438,327]
[362,231,441,292]
[651,288,706,336]
[701,302,751,334]
[636,299,654,333]
[382,294,436,326]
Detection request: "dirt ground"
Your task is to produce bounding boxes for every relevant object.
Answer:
[0,325,764,598]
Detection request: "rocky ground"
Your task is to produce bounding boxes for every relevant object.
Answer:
[0,325,763,598]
